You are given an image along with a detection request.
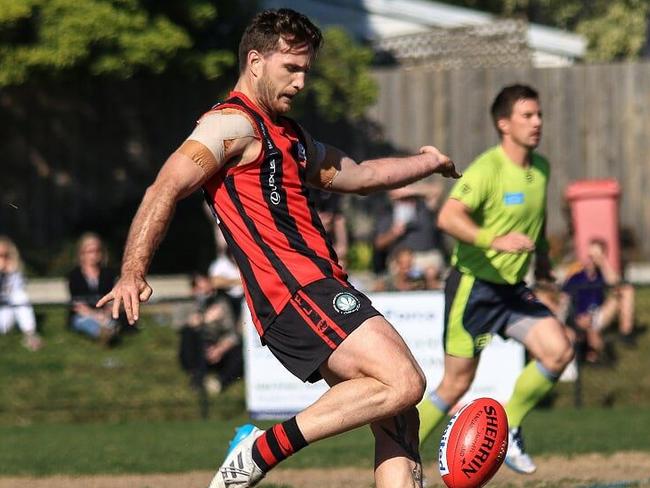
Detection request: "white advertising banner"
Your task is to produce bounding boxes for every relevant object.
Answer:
[243,291,525,419]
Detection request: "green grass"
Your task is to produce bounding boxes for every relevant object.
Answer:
[551,285,650,408]
[1,290,650,475]
[1,289,649,425]
[1,407,649,475]
[0,306,245,425]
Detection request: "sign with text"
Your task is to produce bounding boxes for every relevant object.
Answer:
[243,291,525,419]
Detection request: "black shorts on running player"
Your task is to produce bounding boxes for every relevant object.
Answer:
[444,267,553,358]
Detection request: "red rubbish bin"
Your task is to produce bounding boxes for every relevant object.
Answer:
[564,179,621,273]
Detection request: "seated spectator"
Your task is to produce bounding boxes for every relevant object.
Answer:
[374,247,442,292]
[561,238,637,363]
[373,182,447,278]
[67,233,123,344]
[208,249,244,325]
[178,273,243,395]
[0,236,42,351]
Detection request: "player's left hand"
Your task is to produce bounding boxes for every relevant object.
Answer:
[419,146,461,179]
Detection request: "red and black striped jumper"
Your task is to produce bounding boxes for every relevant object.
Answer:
[202,91,380,384]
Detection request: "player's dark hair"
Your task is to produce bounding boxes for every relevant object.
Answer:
[238,9,323,73]
[490,84,539,136]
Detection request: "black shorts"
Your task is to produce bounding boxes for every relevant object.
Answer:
[262,278,381,383]
[444,267,552,358]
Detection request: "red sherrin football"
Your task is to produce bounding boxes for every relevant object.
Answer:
[438,397,508,488]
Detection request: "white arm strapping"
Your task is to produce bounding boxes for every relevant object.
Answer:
[186,112,255,163]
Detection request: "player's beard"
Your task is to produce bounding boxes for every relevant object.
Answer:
[256,72,288,115]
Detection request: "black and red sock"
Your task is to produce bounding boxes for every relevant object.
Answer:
[251,417,308,472]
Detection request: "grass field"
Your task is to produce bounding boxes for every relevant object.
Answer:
[1,407,650,475]
[1,289,650,482]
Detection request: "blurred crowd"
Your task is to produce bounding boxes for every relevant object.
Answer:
[0,182,644,389]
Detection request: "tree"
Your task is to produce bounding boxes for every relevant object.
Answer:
[0,1,377,117]
[436,0,649,61]
[307,27,378,122]
[0,0,238,86]
[0,2,379,275]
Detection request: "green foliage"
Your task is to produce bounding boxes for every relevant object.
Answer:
[308,27,378,122]
[577,1,649,62]
[436,0,649,61]
[0,0,235,86]
[0,1,378,115]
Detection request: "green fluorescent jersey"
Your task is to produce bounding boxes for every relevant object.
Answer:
[449,145,550,285]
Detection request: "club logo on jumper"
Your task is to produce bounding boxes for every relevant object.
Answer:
[503,192,524,205]
[268,157,281,205]
[333,292,360,314]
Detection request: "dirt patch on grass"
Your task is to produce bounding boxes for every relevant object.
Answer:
[2,452,650,487]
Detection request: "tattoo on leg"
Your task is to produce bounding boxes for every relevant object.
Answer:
[381,414,423,486]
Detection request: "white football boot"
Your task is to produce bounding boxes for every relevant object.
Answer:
[504,427,537,474]
[208,424,265,488]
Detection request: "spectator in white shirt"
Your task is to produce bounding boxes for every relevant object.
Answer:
[0,236,42,351]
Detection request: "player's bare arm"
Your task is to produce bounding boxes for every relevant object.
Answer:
[320,144,460,194]
[96,110,258,324]
[438,198,535,253]
[299,127,460,194]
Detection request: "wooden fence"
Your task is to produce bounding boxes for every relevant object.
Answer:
[365,62,650,258]
[2,62,649,271]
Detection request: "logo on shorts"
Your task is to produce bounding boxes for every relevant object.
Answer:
[474,333,492,351]
[333,292,360,314]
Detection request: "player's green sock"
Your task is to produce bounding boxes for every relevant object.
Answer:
[505,360,559,427]
[417,392,450,445]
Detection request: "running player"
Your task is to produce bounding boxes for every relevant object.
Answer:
[417,84,574,474]
[97,8,459,488]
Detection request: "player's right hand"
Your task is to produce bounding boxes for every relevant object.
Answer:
[96,273,153,325]
[419,146,461,179]
[491,232,535,253]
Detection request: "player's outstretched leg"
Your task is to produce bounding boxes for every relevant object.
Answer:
[504,317,573,475]
[209,417,309,487]
[209,315,426,488]
[417,392,450,445]
[418,355,478,445]
[208,424,265,487]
